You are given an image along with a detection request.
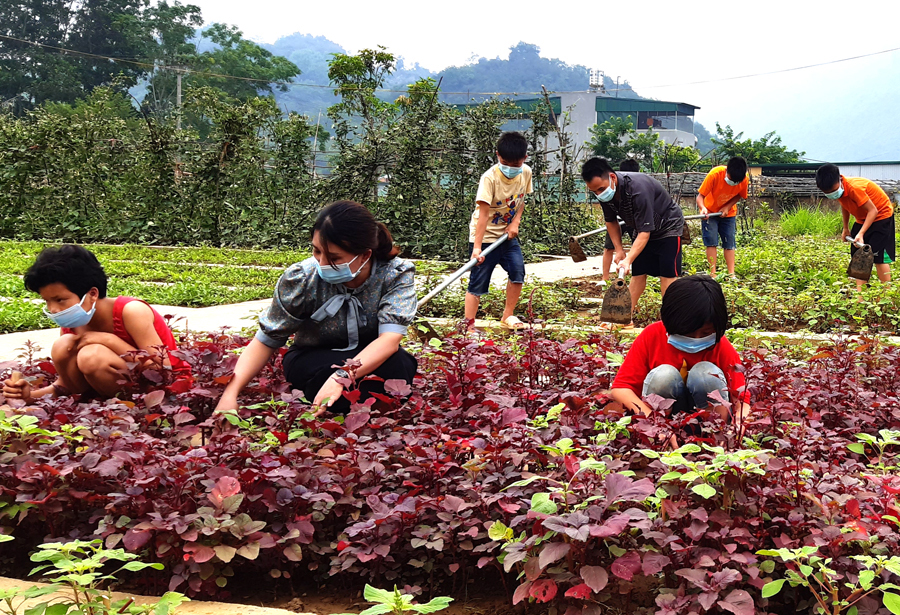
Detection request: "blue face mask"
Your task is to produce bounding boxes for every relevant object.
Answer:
[499,163,523,179]
[315,253,371,285]
[595,177,617,203]
[667,332,717,354]
[724,175,739,186]
[44,293,96,328]
[825,182,844,200]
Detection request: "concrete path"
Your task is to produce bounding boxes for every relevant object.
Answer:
[0,301,270,362]
[0,576,314,615]
[0,256,608,362]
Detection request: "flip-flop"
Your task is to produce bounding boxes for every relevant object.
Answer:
[500,315,529,330]
[597,321,634,332]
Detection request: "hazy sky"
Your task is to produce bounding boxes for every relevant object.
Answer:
[188,0,900,159]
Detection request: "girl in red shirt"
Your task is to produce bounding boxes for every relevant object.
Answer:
[611,275,749,426]
[3,245,188,401]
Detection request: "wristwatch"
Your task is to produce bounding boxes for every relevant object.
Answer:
[333,369,349,380]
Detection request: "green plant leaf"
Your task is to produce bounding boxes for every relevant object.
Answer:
[358,606,394,615]
[847,443,866,454]
[530,493,557,515]
[762,579,786,598]
[488,522,510,541]
[409,596,453,614]
[363,585,395,605]
[691,483,717,499]
[883,592,900,615]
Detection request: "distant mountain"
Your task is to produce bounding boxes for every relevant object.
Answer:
[263,36,719,153]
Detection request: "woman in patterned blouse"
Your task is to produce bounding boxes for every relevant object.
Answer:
[216,201,418,414]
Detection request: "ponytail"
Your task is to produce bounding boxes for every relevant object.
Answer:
[375,222,400,260]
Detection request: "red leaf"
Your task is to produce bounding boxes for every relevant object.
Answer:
[384,379,411,397]
[590,513,630,538]
[580,566,609,592]
[498,499,520,514]
[611,551,642,581]
[143,389,165,408]
[502,407,527,425]
[604,474,656,507]
[123,529,151,551]
[167,378,192,394]
[642,552,671,576]
[539,541,571,569]
[565,583,592,599]
[718,589,755,615]
[209,476,241,507]
[529,579,558,603]
[525,556,544,582]
[512,581,532,605]
[699,592,719,611]
[183,542,216,563]
[344,411,370,433]
[336,540,350,552]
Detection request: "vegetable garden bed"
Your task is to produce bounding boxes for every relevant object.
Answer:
[2,328,900,615]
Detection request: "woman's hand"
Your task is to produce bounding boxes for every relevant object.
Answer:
[312,374,345,416]
[215,392,239,413]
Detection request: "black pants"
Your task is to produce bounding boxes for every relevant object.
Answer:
[282,344,418,413]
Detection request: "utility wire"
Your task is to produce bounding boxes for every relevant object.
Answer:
[1,32,898,96]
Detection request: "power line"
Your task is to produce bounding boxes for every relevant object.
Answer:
[1,32,898,97]
[636,46,900,90]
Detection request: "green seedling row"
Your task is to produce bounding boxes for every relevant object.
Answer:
[0,240,311,267]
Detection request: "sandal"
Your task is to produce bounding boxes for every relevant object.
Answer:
[597,321,634,331]
[500,315,530,330]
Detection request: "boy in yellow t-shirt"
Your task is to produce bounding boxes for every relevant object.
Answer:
[696,157,748,276]
[816,163,895,289]
[465,131,533,330]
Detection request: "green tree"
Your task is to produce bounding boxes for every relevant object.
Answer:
[0,0,202,110]
[324,47,398,205]
[587,116,660,169]
[711,123,804,164]
[144,23,301,121]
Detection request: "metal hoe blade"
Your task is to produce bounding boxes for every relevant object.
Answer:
[847,244,874,281]
[568,237,588,262]
[600,278,632,325]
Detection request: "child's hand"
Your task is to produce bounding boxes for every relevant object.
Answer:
[853,232,865,246]
[3,378,32,402]
[699,205,709,218]
[471,247,485,265]
[507,223,519,239]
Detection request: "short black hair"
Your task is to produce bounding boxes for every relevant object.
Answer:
[619,159,640,172]
[816,163,841,191]
[496,131,528,162]
[24,245,108,298]
[726,157,747,182]
[660,275,728,342]
[581,157,614,182]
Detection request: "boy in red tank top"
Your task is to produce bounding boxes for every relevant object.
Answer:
[3,245,188,401]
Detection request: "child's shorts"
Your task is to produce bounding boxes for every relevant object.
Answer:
[631,236,682,278]
[851,217,896,264]
[701,215,737,250]
[467,238,525,296]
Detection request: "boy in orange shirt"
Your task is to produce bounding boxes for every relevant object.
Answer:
[696,157,748,276]
[816,163,895,288]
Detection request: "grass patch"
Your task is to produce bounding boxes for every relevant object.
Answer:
[779,207,843,237]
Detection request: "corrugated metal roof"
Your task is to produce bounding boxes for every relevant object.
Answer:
[594,96,699,115]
